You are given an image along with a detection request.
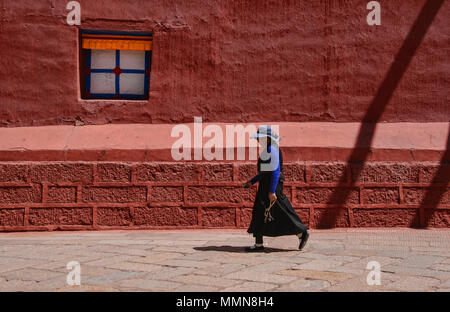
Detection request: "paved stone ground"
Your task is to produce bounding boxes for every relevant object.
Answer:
[0,229,449,292]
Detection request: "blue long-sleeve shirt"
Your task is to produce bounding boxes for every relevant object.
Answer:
[249,145,280,193]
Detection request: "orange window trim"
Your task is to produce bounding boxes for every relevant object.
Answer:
[82,38,152,51]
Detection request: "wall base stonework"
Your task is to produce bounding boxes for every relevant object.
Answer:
[0,122,448,231]
[0,161,448,231]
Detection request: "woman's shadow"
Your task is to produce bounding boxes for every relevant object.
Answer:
[193,245,297,253]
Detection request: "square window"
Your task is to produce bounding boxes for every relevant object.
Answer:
[80,30,152,100]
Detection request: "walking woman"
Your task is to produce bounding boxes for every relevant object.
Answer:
[243,126,310,252]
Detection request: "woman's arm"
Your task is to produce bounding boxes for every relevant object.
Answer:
[268,145,281,194]
[249,174,260,184]
[243,173,260,188]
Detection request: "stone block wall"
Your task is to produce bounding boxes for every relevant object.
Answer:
[1,161,448,231]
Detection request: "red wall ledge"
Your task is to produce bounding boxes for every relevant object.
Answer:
[0,122,448,231]
[0,122,448,162]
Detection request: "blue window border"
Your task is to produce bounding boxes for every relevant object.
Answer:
[82,30,152,101]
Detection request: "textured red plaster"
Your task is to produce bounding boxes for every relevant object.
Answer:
[0,161,448,231]
[351,163,421,183]
[310,163,347,183]
[352,209,386,227]
[425,210,450,228]
[236,163,257,182]
[314,209,350,228]
[82,186,147,203]
[420,164,450,183]
[239,208,253,228]
[150,186,183,203]
[201,208,236,227]
[134,207,197,226]
[135,163,199,182]
[362,187,400,204]
[283,186,292,202]
[30,164,93,183]
[354,208,420,227]
[97,207,132,226]
[0,185,41,203]
[201,164,234,182]
[294,209,310,226]
[96,163,132,182]
[187,186,255,203]
[0,209,24,227]
[1,1,449,127]
[296,187,359,204]
[47,186,77,203]
[403,187,449,205]
[28,208,93,226]
[0,164,28,182]
[283,163,306,182]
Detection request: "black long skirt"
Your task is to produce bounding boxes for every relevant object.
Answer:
[247,174,309,237]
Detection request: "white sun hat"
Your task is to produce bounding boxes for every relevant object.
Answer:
[250,125,280,142]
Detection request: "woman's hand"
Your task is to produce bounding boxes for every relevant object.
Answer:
[268,192,277,202]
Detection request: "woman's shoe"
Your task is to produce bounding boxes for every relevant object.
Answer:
[298,231,309,250]
[245,244,265,252]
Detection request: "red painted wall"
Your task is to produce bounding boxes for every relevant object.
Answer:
[0,0,449,127]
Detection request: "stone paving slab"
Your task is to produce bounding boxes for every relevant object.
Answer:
[0,229,449,292]
[222,281,278,292]
[104,261,162,273]
[191,263,246,277]
[275,278,331,292]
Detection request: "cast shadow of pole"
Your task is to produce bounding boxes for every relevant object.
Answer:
[316,0,445,228]
[414,123,450,228]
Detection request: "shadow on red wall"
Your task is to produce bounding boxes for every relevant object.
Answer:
[315,0,447,228]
